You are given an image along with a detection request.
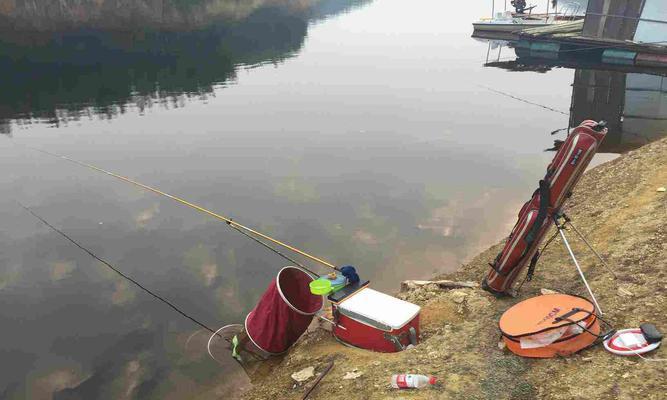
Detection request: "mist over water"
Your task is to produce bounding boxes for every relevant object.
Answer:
[1,0,666,398]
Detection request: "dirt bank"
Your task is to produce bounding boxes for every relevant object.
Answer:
[242,137,667,400]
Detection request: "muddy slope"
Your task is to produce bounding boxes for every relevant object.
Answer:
[243,137,667,400]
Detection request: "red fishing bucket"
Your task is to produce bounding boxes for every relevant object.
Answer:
[245,266,323,355]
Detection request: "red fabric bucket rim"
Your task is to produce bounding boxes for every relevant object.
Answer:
[275,266,322,316]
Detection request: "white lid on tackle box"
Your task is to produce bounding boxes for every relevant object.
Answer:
[336,287,421,331]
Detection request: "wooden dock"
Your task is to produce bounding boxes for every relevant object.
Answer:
[520,20,667,54]
[513,19,667,68]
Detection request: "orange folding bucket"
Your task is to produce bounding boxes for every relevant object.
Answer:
[499,294,600,358]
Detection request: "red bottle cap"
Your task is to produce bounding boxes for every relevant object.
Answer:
[429,376,437,385]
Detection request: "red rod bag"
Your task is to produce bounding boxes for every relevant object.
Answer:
[245,266,323,355]
[483,120,607,296]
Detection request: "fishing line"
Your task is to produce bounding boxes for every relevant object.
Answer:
[18,201,222,338]
[20,144,340,273]
[477,84,570,116]
[227,222,319,277]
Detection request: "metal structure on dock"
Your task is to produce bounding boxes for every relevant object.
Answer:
[515,0,667,67]
[474,1,667,68]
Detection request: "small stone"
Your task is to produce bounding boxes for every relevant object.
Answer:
[622,372,630,378]
[618,287,634,297]
[582,357,593,362]
[451,290,468,304]
[291,366,315,383]
[657,187,666,192]
[343,370,364,380]
[540,288,559,295]
[498,340,506,350]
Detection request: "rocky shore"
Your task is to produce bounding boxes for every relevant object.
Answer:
[242,136,667,400]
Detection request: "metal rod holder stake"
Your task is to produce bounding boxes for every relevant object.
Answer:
[566,221,618,279]
[557,225,603,315]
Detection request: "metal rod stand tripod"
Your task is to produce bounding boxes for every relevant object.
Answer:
[553,212,617,316]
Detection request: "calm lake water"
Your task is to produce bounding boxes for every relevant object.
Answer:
[1,0,666,398]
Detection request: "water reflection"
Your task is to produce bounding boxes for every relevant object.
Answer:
[477,38,667,153]
[1,205,280,398]
[0,0,369,131]
[570,70,667,152]
[1,2,378,399]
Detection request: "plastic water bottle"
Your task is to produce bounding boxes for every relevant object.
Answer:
[390,374,437,389]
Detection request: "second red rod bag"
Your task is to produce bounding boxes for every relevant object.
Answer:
[482,120,608,296]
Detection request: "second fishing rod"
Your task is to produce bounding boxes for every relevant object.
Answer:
[26,146,342,275]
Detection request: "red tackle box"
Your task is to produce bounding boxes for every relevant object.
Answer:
[332,287,420,352]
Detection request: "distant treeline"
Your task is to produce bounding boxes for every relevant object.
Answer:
[0,0,368,31]
[0,0,371,130]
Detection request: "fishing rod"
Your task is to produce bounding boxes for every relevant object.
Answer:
[24,146,341,273]
[18,201,223,338]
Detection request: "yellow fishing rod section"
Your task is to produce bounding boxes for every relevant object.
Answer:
[29,147,340,272]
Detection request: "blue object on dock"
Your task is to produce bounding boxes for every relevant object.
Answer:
[329,274,347,288]
[602,49,637,66]
[340,265,360,284]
